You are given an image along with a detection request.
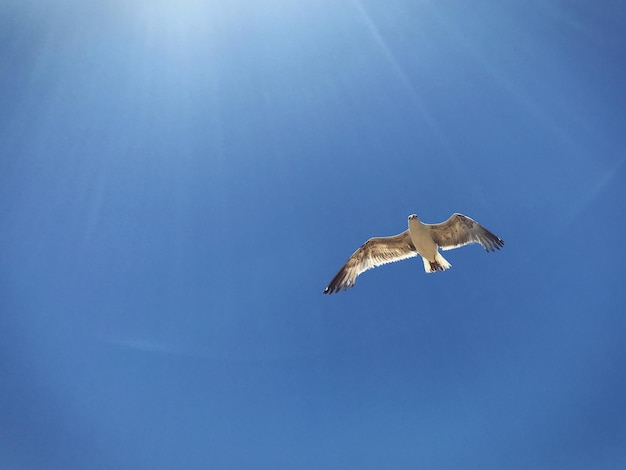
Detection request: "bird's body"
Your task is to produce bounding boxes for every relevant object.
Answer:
[323,213,503,294]
[408,214,451,272]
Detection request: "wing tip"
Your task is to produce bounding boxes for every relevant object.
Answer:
[483,236,504,252]
[323,281,354,295]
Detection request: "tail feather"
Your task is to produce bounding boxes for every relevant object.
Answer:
[422,252,452,273]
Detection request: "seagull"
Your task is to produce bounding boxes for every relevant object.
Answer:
[323,213,504,294]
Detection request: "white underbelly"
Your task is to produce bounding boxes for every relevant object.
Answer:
[409,224,438,261]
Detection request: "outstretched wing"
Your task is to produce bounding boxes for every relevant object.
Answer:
[428,213,504,252]
[324,231,417,294]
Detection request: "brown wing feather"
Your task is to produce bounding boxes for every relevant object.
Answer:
[428,213,504,252]
[323,231,417,294]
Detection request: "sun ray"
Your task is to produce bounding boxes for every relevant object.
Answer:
[349,0,443,139]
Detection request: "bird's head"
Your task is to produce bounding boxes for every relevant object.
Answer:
[408,214,420,227]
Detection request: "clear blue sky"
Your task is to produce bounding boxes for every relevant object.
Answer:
[2,1,625,468]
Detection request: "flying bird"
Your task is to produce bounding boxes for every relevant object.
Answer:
[323,213,504,294]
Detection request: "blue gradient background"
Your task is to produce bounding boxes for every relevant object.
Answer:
[2,1,625,468]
